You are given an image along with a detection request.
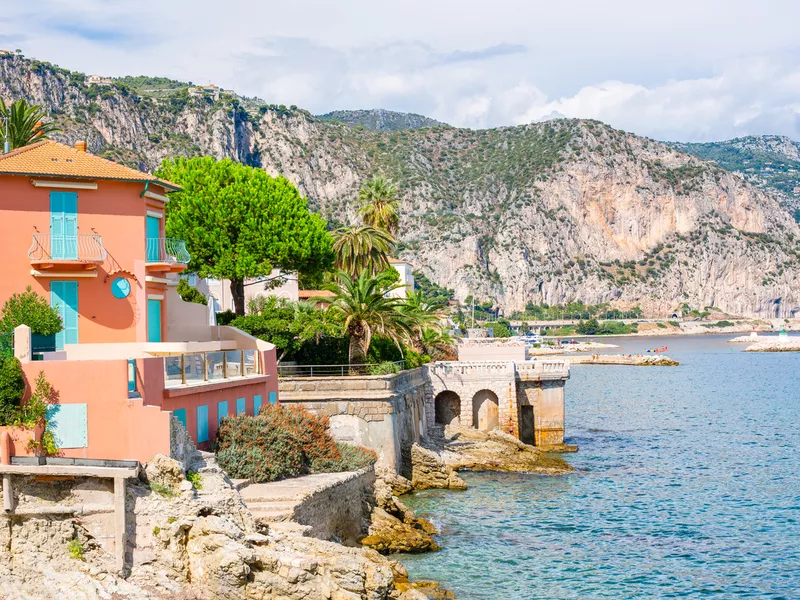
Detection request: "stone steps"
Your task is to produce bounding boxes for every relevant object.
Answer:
[246,500,298,522]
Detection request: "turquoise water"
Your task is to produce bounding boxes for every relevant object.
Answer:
[400,335,800,599]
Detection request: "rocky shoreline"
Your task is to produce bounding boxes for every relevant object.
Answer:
[0,428,572,599]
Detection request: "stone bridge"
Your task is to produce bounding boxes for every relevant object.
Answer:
[424,360,570,448]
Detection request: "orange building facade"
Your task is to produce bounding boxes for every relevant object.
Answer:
[0,141,279,462]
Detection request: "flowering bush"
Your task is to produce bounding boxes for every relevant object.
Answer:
[215,404,376,482]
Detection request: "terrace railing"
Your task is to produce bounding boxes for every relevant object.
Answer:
[164,349,260,388]
[278,361,406,377]
[28,233,107,263]
[146,237,190,265]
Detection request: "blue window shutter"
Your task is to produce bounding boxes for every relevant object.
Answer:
[173,408,187,429]
[147,299,162,342]
[46,404,87,448]
[253,395,262,416]
[218,401,228,426]
[197,405,209,443]
[268,391,277,405]
[236,397,246,415]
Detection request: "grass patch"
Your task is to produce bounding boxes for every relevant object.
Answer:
[656,322,667,328]
[148,482,177,498]
[152,526,161,536]
[167,516,177,524]
[668,321,680,327]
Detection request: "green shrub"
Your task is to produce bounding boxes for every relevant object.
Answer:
[0,286,63,335]
[216,405,376,483]
[177,279,207,305]
[216,310,237,326]
[186,470,203,490]
[668,321,680,327]
[148,482,177,498]
[656,322,667,328]
[403,348,430,369]
[367,361,400,375]
[67,538,84,560]
[0,357,25,424]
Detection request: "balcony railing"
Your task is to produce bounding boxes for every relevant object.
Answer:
[164,349,260,388]
[146,237,190,265]
[28,234,107,263]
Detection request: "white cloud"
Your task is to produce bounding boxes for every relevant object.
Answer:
[7,0,800,141]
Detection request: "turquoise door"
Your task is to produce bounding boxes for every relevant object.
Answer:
[50,191,78,259]
[146,215,160,261]
[147,299,162,342]
[197,405,209,443]
[253,395,262,416]
[236,397,246,415]
[51,280,78,350]
[218,400,228,426]
[173,408,187,430]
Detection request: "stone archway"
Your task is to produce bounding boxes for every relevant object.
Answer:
[434,391,461,427]
[472,389,499,431]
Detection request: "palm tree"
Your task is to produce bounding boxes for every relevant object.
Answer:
[357,175,400,236]
[332,225,395,277]
[0,99,61,150]
[324,271,414,365]
[420,328,456,361]
[400,289,446,344]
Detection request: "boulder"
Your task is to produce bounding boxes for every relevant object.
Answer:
[142,454,185,491]
[410,444,467,491]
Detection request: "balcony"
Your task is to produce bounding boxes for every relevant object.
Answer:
[145,238,190,273]
[28,233,107,271]
[164,349,261,389]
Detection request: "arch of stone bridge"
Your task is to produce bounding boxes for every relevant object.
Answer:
[434,391,461,427]
[424,371,514,436]
[472,389,499,431]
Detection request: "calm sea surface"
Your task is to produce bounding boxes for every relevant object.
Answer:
[399,335,800,599]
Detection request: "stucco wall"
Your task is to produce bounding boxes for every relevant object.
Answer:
[0,176,165,344]
[290,466,375,542]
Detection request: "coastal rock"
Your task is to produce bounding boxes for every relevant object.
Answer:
[361,477,440,554]
[744,338,800,352]
[439,427,573,474]
[142,453,185,492]
[410,444,467,491]
[376,466,414,496]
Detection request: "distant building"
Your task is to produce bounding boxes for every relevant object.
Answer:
[188,84,227,101]
[87,74,113,86]
[0,50,12,57]
[387,258,414,299]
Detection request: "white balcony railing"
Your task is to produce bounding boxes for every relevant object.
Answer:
[28,233,107,263]
[146,237,190,265]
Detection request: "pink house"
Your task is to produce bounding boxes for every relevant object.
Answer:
[0,141,279,462]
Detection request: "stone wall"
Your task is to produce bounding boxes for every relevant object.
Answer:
[290,466,376,543]
[279,368,427,477]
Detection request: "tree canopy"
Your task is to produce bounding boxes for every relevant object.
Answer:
[157,157,333,314]
[357,175,400,236]
[332,225,394,277]
[0,286,63,335]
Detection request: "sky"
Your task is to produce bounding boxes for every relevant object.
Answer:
[3,0,800,142]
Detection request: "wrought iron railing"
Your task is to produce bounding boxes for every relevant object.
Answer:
[28,233,107,262]
[164,349,260,388]
[146,237,190,265]
[278,361,406,377]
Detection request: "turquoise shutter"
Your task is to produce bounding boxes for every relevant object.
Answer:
[253,395,262,416]
[50,192,77,259]
[146,215,160,261]
[268,391,277,405]
[217,400,228,426]
[236,397,246,415]
[197,405,209,443]
[147,299,162,342]
[46,404,88,448]
[51,281,78,349]
[173,408,187,429]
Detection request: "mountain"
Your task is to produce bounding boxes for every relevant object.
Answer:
[671,136,800,220]
[315,109,447,131]
[3,53,800,318]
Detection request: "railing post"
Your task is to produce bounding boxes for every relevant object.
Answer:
[203,352,208,381]
[180,354,186,385]
[241,350,244,377]
[222,351,228,379]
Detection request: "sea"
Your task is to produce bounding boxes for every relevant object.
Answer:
[399,334,800,599]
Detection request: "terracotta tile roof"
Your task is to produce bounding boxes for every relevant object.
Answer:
[0,140,180,191]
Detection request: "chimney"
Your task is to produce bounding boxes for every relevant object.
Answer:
[74,141,87,153]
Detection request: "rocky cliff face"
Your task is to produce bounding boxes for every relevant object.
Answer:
[315,109,447,131]
[3,54,800,317]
